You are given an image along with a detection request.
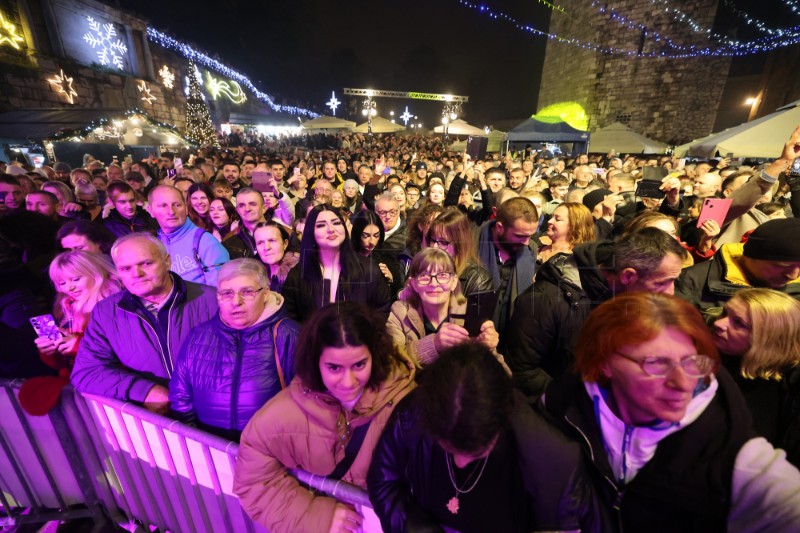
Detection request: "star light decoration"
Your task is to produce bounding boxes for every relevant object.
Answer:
[147,27,318,117]
[83,16,127,69]
[326,92,341,115]
[0,11,24,50]
[48,69,78,105]
[137,81,156,104]
[400,107,413,126]
[206,73,247,104]
[159,65,175,89]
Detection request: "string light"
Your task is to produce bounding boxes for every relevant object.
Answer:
[45,108,189,145]
[147,27,318,117]
[457,0,800,57]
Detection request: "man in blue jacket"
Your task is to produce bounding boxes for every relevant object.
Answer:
[149,185,229,286]
[71,233,218,413]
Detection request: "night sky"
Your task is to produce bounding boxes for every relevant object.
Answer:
[114,0,551,127]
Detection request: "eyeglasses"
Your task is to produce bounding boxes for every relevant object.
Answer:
[375,209,398,218]
[429,238,451,248]
[415,272,453,286]
[615,352,715,378]
[217,287,265,301]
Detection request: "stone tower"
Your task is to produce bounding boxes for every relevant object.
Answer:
[537,0,731,145]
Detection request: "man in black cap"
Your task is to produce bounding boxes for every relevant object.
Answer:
[411,162,429,191]
[53,162,72,184]
[676,218,800,314]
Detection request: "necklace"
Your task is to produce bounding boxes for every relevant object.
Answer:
[445,453,489,515]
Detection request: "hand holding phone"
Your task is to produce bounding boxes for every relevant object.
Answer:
[30,314,63,341]
[697,198,732,228]
[251,170,274,193]
[464,291,498,337]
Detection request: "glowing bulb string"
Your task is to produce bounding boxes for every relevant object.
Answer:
[146,27,318,117]
[457,0,800,57]
[591,0,800,53]
[721,0,800,36]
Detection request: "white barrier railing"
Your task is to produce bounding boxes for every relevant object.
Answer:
[0,380,378,532]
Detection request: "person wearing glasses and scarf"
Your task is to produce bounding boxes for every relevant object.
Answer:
[169,258,299,441]
[387,248,500,369]
[544,292,800,532]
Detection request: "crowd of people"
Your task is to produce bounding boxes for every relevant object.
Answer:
[3,125,800,532]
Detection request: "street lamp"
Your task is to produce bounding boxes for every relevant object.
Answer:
[362,93,377,135]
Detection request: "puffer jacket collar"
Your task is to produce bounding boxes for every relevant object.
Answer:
[289,351,416,443]
[211,292,288,335]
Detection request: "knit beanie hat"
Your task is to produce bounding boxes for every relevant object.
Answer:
[582,188,612,212]
[743,218,800,262]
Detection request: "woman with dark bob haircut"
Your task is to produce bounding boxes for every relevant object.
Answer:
[234,302,415,533]
[368,341,596,533]
[281,204,392,322]
[56,220,116,255]
[544,292,800,531]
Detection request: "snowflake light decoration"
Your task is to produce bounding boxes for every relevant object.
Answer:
[326,92,340,115]
[159,65,175,89]
[400,107,413,126]
[137,81,157,104]
[83,16,127,69]
[0,10,24,50]
[48,69,78,104]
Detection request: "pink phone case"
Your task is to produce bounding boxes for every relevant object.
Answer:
[697,198,732,228]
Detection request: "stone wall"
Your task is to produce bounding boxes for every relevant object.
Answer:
[0,0,276,135]
[538,0,731,145]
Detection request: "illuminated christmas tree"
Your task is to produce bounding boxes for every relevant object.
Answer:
[184,60,218,147]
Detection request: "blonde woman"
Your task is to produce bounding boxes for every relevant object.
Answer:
[713,288,800,465]
[536,202,595,265]
[35,251,123,363]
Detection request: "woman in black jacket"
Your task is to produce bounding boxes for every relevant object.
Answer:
[351,210,403,298]
[282,204,392,322]
[426,207,493,298]
[367,341,596,533]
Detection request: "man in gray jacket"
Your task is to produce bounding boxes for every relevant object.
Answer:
[71,233,218,413]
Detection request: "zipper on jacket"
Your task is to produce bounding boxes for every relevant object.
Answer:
[120,307,171,378]
[230,330,244,430]
[565,414,628,532]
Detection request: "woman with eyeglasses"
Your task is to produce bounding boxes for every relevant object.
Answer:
[425,208,493,298]
[281,205,392,322]
[544,292,800,531]
[387,248,499,368]
[169,258,300,441]
[713,288,800,467]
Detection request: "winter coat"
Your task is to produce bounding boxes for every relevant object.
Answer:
[476,220,537,308]
[506,243,613,401]
[676,243,800,318]
[102,207,158,239]
[159,219,230,286]
[169,293,300,441]
[545,370,800,532]
[368,389,599,533]
[281,256,392,322]
[233,355,416,533]
[383,217,408,254]
[386,294,467,367]
[459,261,494,297]
[71,274,218,402]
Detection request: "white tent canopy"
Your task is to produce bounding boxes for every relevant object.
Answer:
[674,100,800,159]
[353,116,406,134]
[433,119,486,136]
[300,115,356,130]
[589,122,668,154]
[487,129,507,152]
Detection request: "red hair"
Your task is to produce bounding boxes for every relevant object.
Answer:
[575,293,719,384]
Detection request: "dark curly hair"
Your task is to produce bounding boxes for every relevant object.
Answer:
[294,302,401,393]
[417,341,513,454]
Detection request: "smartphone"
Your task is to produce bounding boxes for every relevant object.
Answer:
[635,180,666,199]
[30,314,63,341]
[174,158,183,172]
[463,291,499,337]
[789,158,800,176]
[697,198,732,228]
[166,168,177,178]
[592,168,605,174]
[293,167,301,176]
[251,170,273,193]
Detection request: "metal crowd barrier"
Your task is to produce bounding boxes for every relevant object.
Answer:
[0,379,380,532]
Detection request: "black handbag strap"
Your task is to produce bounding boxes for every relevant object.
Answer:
[328,420,372,481]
